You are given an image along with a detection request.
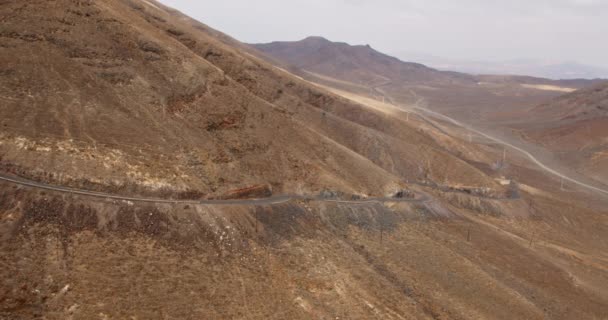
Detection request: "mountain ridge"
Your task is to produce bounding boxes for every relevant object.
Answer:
[252,36,475,86]
[2,1,608,319]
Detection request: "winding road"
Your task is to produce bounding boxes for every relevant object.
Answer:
[411,105,608,196]
[0,174,429,206]
[375,85,608,197]
[4,74,605,205]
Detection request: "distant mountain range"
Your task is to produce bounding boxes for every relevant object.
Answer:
[252,36,601,121]
[393,53,608,80]
[4,2,608,319]
[253,37,602,89]
[252,36,476,86]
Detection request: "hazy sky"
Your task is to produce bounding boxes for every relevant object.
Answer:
[159,0,608,68]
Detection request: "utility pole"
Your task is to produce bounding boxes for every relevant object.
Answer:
[502,148,507,164]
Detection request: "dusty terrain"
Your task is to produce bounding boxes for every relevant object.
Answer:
[255,35,608,196]
[508,82,608,185]
[2,160,608,319]
[0,0,521,200]
[1,0,608,319]
[253,37,602,123]
[0,0,404,198]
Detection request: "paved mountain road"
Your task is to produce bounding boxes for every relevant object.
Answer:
[0,174,429,206]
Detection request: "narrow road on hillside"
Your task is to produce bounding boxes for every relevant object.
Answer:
[374,86,608,197]
[0,174,429,205]
[413,104,608,196]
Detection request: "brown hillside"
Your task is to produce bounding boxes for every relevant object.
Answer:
[530,81,608,123]
[1,1,608,319]
[0,0,405,198]
[253,37,600,124]
[519,82,608,184]
[253,36,475,86]
[253,35,608,189]
[0,0,507,198]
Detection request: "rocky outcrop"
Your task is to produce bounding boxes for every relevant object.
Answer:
[217,184,272,200]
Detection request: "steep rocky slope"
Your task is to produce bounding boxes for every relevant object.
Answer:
[0,0,505,198]
[2,166,608,319]
[1,1,608,319]
[0,0,400,198]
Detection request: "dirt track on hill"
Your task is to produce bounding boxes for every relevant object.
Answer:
[374,84,608,197]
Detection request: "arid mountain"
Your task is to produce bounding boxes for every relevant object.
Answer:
[519,82,608,184]
[254,36,608,189]
[0,1,419,198]
[1,1,608,319]
[253,35,608,190]
[253,37,601,124]
[253,36,475,86]
[1,1,519,199]
[531,82,608,123]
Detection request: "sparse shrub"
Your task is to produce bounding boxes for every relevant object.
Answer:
[166,28,184,37]
[137,39,164,55]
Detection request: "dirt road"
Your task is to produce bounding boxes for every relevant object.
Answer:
[376,86,608,197]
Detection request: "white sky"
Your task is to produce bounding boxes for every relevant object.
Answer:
[158,0,608,68]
